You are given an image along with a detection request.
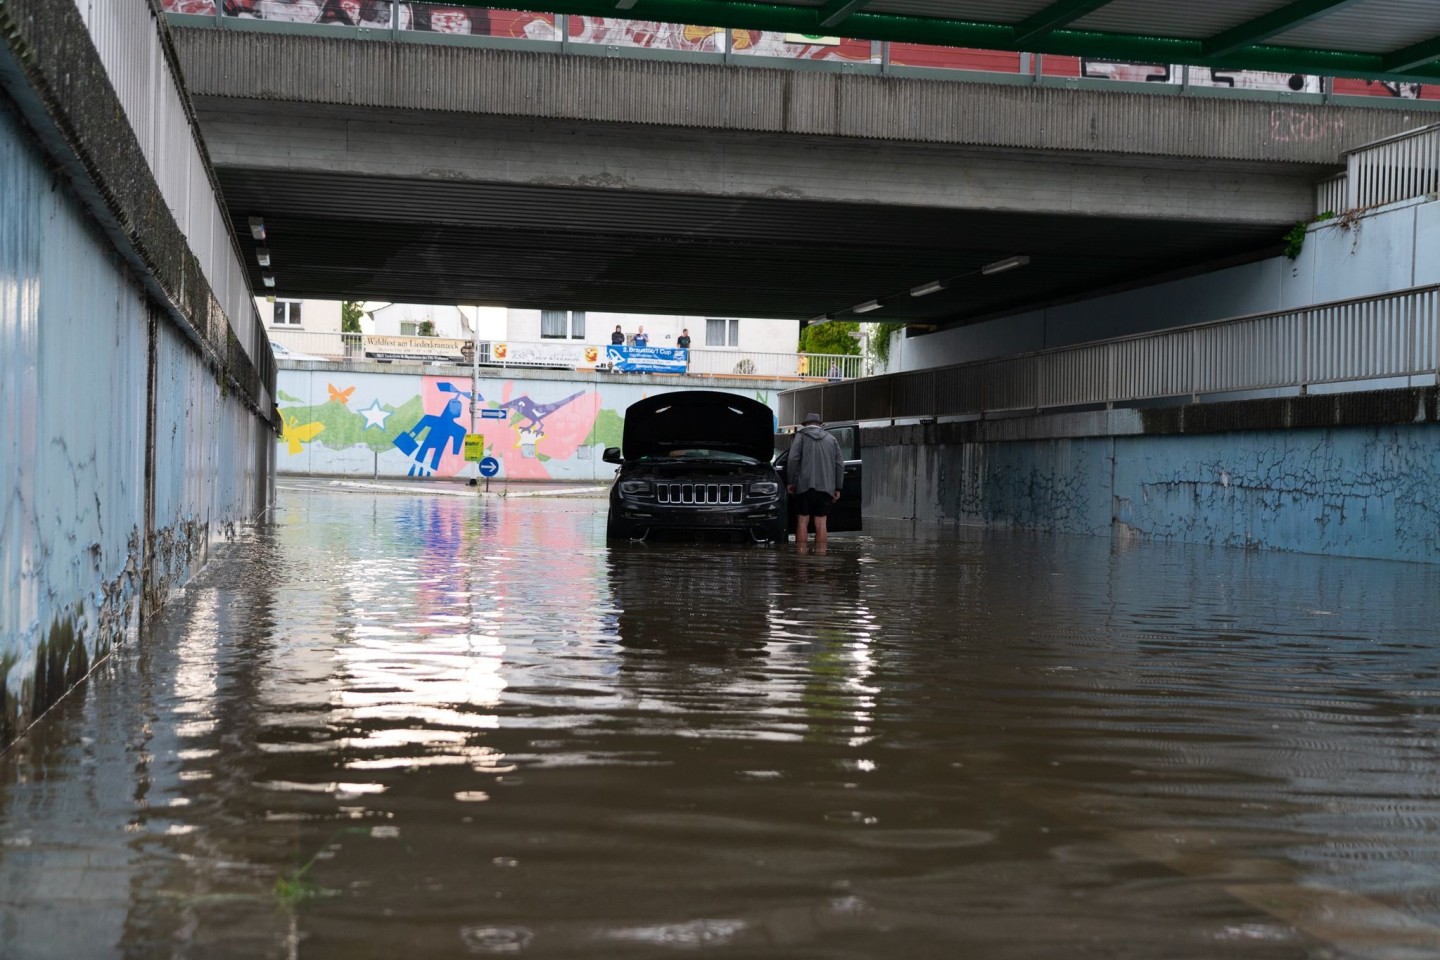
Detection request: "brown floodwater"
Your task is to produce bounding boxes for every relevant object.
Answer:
[4,482,1440,959]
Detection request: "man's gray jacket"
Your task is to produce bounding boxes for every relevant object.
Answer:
[787,425,844,495]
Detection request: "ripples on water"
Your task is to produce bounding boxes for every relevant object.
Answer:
[4,486,1440,958]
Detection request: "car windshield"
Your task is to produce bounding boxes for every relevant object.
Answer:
[636,449,761,464]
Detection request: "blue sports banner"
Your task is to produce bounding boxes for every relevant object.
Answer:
[607,345,688,373]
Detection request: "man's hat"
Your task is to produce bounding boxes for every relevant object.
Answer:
[803,412,823,425]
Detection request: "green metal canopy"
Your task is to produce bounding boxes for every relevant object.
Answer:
[463,0,1440,83]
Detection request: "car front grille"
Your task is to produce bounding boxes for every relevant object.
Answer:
[656,482,745,505]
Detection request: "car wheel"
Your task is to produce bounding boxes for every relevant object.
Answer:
[606,511,625,541]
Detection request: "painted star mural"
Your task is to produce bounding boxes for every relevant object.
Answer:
[359,398,391,430]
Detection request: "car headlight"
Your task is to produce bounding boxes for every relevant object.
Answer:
[618,480,651,496]
[749,481,779,496]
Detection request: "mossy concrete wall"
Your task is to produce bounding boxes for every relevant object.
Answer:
[0,0,276,744]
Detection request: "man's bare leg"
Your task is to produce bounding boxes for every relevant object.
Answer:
[813,516,829,553]
[794,514,810,548]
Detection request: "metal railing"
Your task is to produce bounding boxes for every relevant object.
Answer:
[777,284,1440,427]
[1318,123,1440,213]
[267,329,863,380]
[84,0,267,390]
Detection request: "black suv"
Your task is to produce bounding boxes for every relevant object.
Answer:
[603,391,788,543]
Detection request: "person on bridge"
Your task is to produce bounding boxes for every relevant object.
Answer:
[676,328,691,350]
[633,326,649,348]
[611,325,625,345]
[785,412,844,552]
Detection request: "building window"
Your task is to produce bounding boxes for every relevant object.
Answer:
[542,310,587,339]
[400,321,419,336]
[706,317,739,347]
[541,310,567,339]
[272,300,302,326]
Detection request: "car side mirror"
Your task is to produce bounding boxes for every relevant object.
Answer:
[602,447,622,464]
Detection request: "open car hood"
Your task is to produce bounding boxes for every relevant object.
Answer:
[621,391,776,462]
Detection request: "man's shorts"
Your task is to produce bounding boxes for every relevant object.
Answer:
[795,488,835,517]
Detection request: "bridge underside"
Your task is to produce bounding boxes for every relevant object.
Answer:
[216,162,1287,324]
[179,29,1398,328]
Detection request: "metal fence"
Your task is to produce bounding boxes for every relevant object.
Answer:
[1318,123,1440,214]
[267,329,862,380]
[777,284,1440,427]
[82,0,265,385]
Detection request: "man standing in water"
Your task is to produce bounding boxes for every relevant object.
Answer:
[785,412,844,552]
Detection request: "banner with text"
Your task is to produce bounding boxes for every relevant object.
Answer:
[490,342,597,367]
[607,345,688,373]
[364,335,470,363]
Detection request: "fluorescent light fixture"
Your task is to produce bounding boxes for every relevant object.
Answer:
[807,314,833,326]
[981,255,1030,276]
[615,0,638,9]
[261,272,275,288]
[248,217,266,240]
[910,280,945,297]
[255,247,271,267]
[853,300,882,314]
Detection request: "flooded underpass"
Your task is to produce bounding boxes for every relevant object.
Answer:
[5,482,1440,959]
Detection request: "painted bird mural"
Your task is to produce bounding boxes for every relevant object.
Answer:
[498,391,585,431]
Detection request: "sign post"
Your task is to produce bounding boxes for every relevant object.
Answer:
[469,309,480,483]
[478,455,500,493]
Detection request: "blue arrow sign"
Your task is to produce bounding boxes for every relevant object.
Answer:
[478,456,501,478]
[479,408,507,420]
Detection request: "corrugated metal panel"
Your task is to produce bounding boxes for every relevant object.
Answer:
[1275,1,1440,56]
[175,30,1428,164]
[77,0,262,374]
[81,0,158,157]
[868,0,1045,19]
[1075,0,1259,40]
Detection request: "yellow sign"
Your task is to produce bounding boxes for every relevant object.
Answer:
[463,435,485,462]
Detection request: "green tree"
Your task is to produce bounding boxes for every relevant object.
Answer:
[798,321,862,356]
[341,301,364,334]
[866,322,906,370]
[418,320,436,337]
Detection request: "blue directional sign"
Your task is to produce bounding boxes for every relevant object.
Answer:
[479,408,507,420]
[478,456,501,478]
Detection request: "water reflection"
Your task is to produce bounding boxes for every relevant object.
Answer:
[3,489,1440,958]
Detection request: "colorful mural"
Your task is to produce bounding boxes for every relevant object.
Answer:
[274,369,773,482]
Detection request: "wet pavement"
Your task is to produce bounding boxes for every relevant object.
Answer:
[4,482,1440,959]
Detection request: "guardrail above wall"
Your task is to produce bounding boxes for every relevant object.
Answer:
[268,329,865,381]
[777,284,1440,428]
[1318,123,1440,214]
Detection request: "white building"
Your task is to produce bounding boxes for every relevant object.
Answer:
[261,297,799,356]
[504,308,799,355]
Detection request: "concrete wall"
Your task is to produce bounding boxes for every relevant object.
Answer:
[0,0,275,742]
[276,364,786,482]
[174,30,1430,166]
[864,393,1440,563]
[898,195,1440,370]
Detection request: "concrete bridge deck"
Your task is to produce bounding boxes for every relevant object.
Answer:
[170,25,1434,325]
